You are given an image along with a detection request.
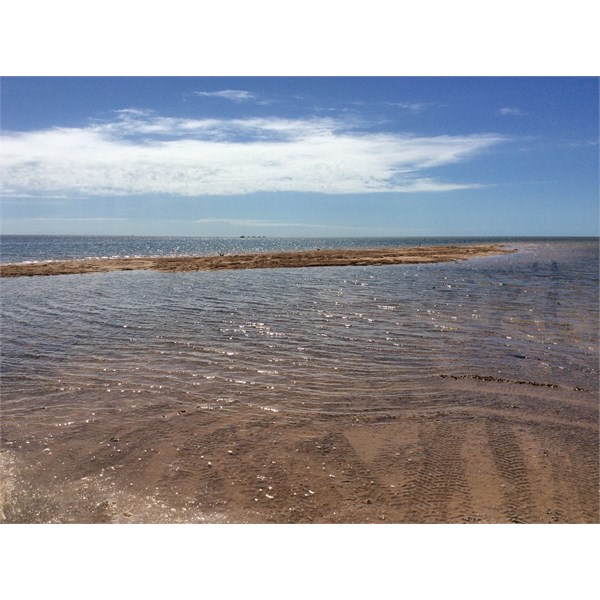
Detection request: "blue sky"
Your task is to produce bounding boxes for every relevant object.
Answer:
[1,77,598,237]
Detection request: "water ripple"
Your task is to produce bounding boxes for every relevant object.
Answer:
[1,240,598,425]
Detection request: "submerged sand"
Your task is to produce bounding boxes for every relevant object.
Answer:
[0,244,514,277]
[1,376,597,524]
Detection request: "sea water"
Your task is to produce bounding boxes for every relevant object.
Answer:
[1,236,598,522]
[1,236,598,429]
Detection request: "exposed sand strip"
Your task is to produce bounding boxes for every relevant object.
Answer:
[0,244,514,277]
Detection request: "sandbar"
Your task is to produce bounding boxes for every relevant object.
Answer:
[0,244,514,277]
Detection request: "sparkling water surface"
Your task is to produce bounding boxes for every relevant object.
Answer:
[0,234,578,264]
[2,237,598,421]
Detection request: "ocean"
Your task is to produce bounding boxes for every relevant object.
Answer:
[1,236,598,523]
[0,234,546,264]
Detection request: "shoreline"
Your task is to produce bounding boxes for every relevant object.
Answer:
[0,244,514,277]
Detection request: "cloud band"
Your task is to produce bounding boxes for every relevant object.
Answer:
[2,112,505,198]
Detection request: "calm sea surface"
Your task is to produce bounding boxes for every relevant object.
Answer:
[1,237,598,416]
[0,234,572,264]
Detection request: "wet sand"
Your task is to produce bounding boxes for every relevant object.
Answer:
[0,244,513,277]
[1,375,597,523]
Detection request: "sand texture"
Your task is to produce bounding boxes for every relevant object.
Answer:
[0,244,514,277]
[1,376,597,524]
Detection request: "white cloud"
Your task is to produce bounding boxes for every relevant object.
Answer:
[194,218,326,229]
[2,112,506,197]
[194,89,257,102]
[194,217,348,229]
[0,193,85,199]
[192,218,396,232]
[24,217,131,222]
[386,101,429,112]
[498,107,524,116]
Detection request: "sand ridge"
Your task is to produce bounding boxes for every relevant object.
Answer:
[0,244,514,277]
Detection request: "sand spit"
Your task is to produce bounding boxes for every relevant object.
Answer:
[0,244,514,277]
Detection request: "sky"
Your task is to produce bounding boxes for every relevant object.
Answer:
[1,76,598,237]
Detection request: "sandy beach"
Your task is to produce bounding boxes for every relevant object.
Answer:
[0,244,513,277]
[2,374,597,523]
[1,240,597,523]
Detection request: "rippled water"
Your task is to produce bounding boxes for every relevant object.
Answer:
[2,237,598,414]
[1,238,598,522]
[0,234,567,264]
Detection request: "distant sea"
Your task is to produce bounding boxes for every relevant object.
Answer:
[2,234,593,264]
[1,236,598,522]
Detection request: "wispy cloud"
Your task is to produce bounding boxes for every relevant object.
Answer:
[194,218,351,229]
[2,111,507,198]
[498,107,525,116]
[193,218,400,233]
[21,217,131,222]
[566,139,599,148]
[0,193,85,200]
[194,89,257,102]
[194,218,304,227]
[385,101,430,113]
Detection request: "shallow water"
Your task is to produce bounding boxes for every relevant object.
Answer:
[0,234,572,264]
[2,239,597,415]
[1,238,598,523]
